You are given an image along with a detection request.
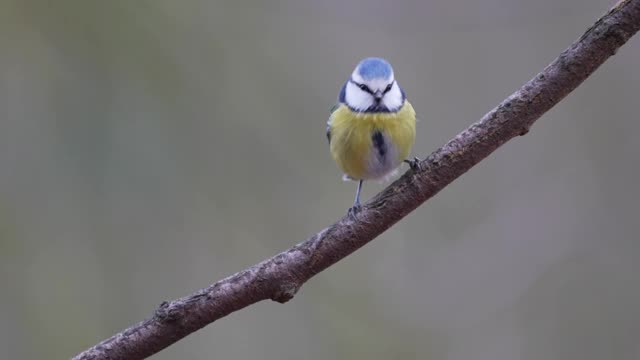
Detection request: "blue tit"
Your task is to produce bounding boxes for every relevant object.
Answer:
[327,57,417,214]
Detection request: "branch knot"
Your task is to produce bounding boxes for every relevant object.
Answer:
[271,282,301,303]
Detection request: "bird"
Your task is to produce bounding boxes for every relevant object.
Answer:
[327,57,418,216]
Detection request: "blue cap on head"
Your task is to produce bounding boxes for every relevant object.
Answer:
[357,58,393,81]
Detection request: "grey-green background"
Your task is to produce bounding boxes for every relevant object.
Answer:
[2,1,639,359]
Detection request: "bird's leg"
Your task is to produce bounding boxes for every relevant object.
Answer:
[347,180,364,218]
[404,157,422,171]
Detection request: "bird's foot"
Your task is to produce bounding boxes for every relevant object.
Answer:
[404,157,422,171]
[347,203,362,219]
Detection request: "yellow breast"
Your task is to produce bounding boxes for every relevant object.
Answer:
[328,101,416,180]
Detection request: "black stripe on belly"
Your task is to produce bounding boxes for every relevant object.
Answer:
[372,130,387,159]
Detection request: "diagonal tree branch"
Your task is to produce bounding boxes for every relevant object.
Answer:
[73,1,640,359]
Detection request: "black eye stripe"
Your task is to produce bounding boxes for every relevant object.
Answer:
[349,79,394,95]
[350,80,373,94]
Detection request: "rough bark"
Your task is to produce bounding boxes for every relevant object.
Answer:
[73,1,640,359]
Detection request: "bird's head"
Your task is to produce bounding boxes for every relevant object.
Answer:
[343,57,405,113]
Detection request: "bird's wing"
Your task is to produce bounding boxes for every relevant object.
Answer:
[327,82,348,144]
[326,103,340,144]
[326,121,331,144]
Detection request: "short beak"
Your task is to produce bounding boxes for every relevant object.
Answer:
[374,90,383,102]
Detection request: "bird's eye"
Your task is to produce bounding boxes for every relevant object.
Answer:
[384,83,393,93]
[358,84,369,92]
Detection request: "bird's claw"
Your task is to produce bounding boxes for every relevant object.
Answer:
[347,203,362,219]
[404,157,422,171]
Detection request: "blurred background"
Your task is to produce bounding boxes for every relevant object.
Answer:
[1,0,639,359]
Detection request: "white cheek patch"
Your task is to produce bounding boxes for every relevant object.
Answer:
[345,82,374,111]
[382,82,404,111]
